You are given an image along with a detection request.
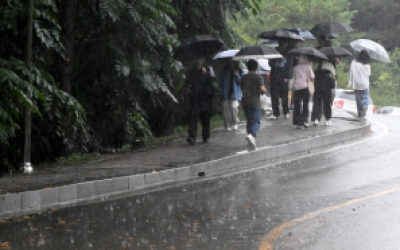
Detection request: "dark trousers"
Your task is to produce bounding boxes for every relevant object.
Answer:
[311,88,332,121]
[188,106,212,142]
[293,88,310,126]
[271,82,289,117]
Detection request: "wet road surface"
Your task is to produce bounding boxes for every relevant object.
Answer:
[1,115,400,250]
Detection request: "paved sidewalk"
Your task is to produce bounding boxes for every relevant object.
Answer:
[0,109,366,196]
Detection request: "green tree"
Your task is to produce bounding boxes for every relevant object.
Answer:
[227,0,355,44]
[350,0,400,49]
[0,0,89,174]
[0,0,263,175]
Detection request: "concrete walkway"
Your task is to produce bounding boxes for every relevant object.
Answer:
[0,110,370,218]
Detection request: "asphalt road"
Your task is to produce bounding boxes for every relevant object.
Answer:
[1,115,400,250]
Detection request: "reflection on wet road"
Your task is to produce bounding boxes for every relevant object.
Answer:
[1,116,400,249]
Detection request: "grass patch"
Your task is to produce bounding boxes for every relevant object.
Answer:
[35,113,225,167]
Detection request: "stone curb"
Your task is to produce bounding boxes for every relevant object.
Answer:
[0,123,370,219]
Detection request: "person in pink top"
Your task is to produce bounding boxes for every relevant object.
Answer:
[292,55,315,129]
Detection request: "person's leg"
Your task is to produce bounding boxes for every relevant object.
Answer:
[323,88,332,121]
[187,106,199,144]
[293,90,302,126]
[221,100,232,130]
[361,89,370,113]
[271,84,280,118]
[243,106,251,135]
[311,96,317,123]
[280,82,289,116]
[354,90,363,117]
[302,89,310,126]
[200,109,211,142]
[311,90,323,121]
[249,107,261,137]
[231,99,239,129]
[243,106,254,150]
[244,107,260,150]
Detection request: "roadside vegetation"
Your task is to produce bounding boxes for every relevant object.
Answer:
[2,0,400,175]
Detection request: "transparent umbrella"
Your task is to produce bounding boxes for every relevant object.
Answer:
[350,39,390,63]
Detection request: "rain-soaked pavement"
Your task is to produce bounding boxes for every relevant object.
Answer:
[1,115,400,249]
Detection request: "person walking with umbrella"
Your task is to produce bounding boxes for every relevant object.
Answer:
[348,50,371,118]
[311,58,336,126]
[217,59,244,131]
[174,35,222,145]
[312,46,352,125]
[285,38,300,112]
[241,59,267,150]
[291,55,315,129]
[269,38,290,120]
[183,58,216,145]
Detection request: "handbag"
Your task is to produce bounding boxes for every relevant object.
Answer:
[260,94,269,110]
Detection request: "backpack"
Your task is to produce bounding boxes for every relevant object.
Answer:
[314,69,335,91]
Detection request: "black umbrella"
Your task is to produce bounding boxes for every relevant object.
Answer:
[288,47,328,60]
[319,46,352,58]
[232,44,282,60]
[257,30,303,41]
[310,21,353,38]
[173,35,224,62]
[284,28,316,40]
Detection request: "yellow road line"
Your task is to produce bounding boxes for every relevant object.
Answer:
[258,186,400,250]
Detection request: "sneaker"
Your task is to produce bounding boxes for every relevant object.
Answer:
[226,127,232,132]
[325,120,332,126]
[269,115,277,120]
[202,136,209,143]
[303,123,309,129]
[233,124,238,130]
[186,137,195,145]
[296,125,302,129]
[361,106,367,118]
[314,120,319,126]
[245,135,252,150]
[246,134,256,151]
[284,114,290,119]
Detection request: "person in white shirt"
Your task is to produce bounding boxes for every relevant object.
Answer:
[348,50,371,118]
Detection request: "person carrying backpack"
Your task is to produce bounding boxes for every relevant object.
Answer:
[269,38,289,120]
[311,58,336,126]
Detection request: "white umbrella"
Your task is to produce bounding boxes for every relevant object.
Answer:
[213,49,239,60]
[350,39,390,63]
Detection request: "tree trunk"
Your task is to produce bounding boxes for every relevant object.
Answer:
[52,0,78,94]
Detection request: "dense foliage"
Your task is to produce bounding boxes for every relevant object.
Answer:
[227,0,355,44]
[0,0,90,174]
[350,0,400,49]
[227,0,400,108]
[3,0,399,175]
[0,0,260,175]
